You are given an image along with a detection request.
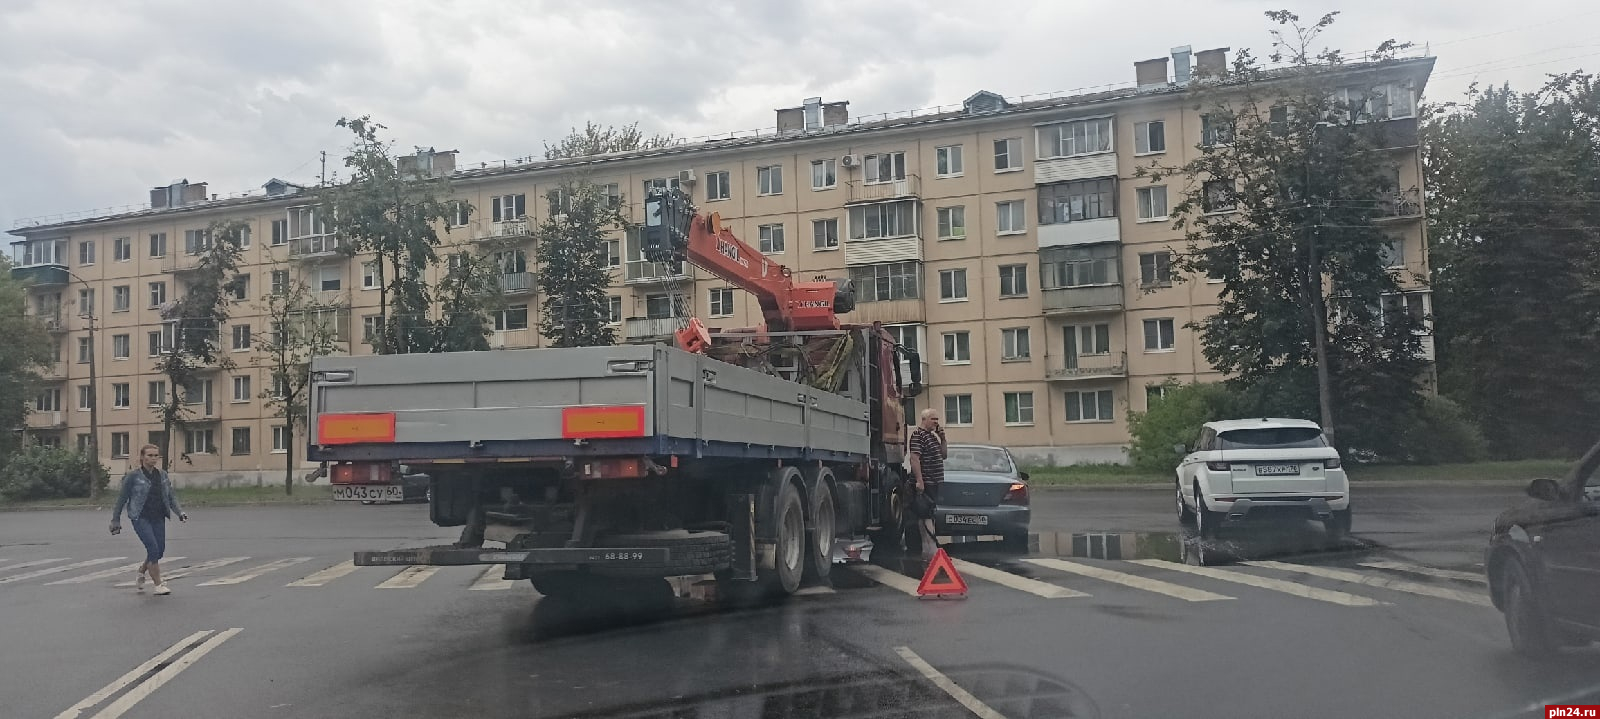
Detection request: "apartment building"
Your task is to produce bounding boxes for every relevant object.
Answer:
[8,47,1435,481]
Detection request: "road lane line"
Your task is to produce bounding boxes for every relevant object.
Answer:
[468,565,517,591]
[895,647,1008,719]
[375,565,441,589]
[0,558,70,574]
[88,628,243,719]
[1358,560,1489,585]
[115,557,249,586]
[847,564,924,596]
[0,557,125,585]
[287,560,360,587]
[1026,558,1232,602]
[1247,560,1494,607]
[46,558,187,585]
[53,630,214,719]
[1128,560,1385,606]
[950,559,1088,599]
[196,557,313,587]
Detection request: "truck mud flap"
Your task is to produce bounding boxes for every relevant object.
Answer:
[354,547,670,567]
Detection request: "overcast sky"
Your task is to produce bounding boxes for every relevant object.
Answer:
[2,0,1596,233]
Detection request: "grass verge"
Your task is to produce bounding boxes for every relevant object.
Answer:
[1023,458,1574,488]
[0,484,334,511]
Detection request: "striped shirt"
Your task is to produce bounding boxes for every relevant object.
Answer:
[909,427,946,485]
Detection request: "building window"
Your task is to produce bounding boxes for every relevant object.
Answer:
[1067,323,1112,356]
[1139,252,1173,287]
[114,237,132,261]
[942,331,971,364]
[112,334,130,359]
[272,425,289,452]
[996,200,1026,234]
[944,394,974,426]
[447,200,470,228]
[1147,384,1170,406]
[270,219,287,246]
[35,388,61,412]
[1143,318,1176,352]
[147,382,166,408]
[1003,392,1035,425]
[1038,118,1112,159]
[231,427,251,455]
[848,200,917,240]
[112,285,130,312]
[113,383,130,409]
[149,282,166,308]
[938,268,968,302]
[232,375,252,402]
[607,296,622,324]
[494,305,530,332]
[360,315,380,344]
[756,165,783,196]
[149,232,167,258]
[1066,389,1114,422]
[1136,186,1169,221]
[643,177,682,198]
[884,324,921,358]
[706,171,731,201]
[271,270,289,295]
[289,208,330,242]
[1134,120,1166,154]
[77,434,90,452]
[78,288,95,316]
[79,240,96,266]
[147,331,163,357]
[810,159,837,190]
[1042,244,1120,288]
[1001,328,1031,361]
[492,194,527,222]
[228,274,250,301]
[812,218,839,250]
[603,239,621,267]
[848,262,920,302]
[271,375,290,399]
[185,429,216,455]
[864,152,907,184]
[935,145,964,177]
[708,288,734,317]
[231,324,251,350]
[1039,179,1115,224]
[112,432,130,459]
[1381,237,1404,268]
[1201,114,1234,146]
[316,266,342,292]
[758,224,785,253]
[937,206,966,240]
[78,384,93,410]
[1202,180,1237,213]
[184,229,212,255]
[999,265,1029,297]
[77,337,92,364]
[361,262,380,290]
[994,138,1022,171]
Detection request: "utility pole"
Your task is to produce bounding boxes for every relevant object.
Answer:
[70,271,101,499]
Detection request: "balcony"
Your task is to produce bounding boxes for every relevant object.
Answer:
[1037,217,1120,249]
[1375,188,1422,222]
[161,252,206,274]
[497,272,535,295]
[288,234,344,260]
[10,263,69,288]
[466,219,533,242]
[1046,351,1128,381]
[843,298,925,325]
[625,260,693,285]
[624,317,683,343]
[41,313,68,334]
[1042,285,1123,315]
[25,410,67,430]
[1345,116,1420,151]
[37,361,68,380]
[846,174,921,204]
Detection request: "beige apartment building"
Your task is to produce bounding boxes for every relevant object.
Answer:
[8,47,1435,481]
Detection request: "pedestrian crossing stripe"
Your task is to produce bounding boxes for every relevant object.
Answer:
[1128,560,1386,607]
[1023,558,1232,602]
[375,565,440,589]
[115,557,249,587]
[197,558,314,587]
[0,558,126,585]
[1246,561,1493,607]
[45,558,187,585]
[287,560,360,587]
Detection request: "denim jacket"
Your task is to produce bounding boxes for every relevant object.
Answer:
[111,468,184,525]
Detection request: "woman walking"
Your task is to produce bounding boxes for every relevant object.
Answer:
[109,445,187,595]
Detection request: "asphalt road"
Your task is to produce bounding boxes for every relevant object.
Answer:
[2,486,1597,719]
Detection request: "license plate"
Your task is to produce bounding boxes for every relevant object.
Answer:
[1254,464,1301,476]
[333,484,405,502]
[945,514,989,526]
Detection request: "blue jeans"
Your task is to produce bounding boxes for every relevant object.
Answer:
[130,517,166,564]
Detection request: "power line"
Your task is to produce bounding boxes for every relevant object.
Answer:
[1429,11,1600,47]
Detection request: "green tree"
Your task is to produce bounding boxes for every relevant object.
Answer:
[155,219,247,469]
[0,258,56,464]
[1137,11,1428,455]
[1126,382,1247,472]
[434,249,501,352]
[543,121,676,160]
[1424,73,1600,458]
[536,181,626,347]
[253,263,344,495]
[0,445,108,501]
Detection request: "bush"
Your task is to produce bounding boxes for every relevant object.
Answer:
[1398,395,1488,465]
[1126,381,1248,472]
[0,446,111,501]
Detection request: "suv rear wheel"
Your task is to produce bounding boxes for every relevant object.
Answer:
[1176,481,1195,525]
[1194,485,1223,538]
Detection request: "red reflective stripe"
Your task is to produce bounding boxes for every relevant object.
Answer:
[562,406,646,439]
[318,413,396,445]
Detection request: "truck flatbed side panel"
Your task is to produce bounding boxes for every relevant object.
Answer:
[307,438,866,463]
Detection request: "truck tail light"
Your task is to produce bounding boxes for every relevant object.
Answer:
[1003,482,1029,505]
[331,462,394,485]
[317,413,396,445]
[1206,461,1232,472]
[562,406,646,439]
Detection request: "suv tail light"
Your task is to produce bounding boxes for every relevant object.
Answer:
[1002,482,1029,505]
[1324,458,1342,469]
[1206,461,1232,472]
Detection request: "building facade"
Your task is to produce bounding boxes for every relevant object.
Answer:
[8,48,1435,482]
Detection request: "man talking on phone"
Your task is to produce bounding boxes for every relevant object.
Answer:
[907,408,948,556]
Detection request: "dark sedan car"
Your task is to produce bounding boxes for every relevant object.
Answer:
[1485,459,1600,657]
[931,444,1031,548]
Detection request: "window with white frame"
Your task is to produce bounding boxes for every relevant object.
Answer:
[1136,186,1169,221]
[494,305,529,331]
[944,394,974,426]
[848,262,919,302]
[113,285,130,312]
[1143,318,1176,351]
[316,266,342,292]
[1201,114,1234,146]
[645,293,683,320]
[884,324,921,357]
[112,432,130,459]
[1139,252,1173,287]
[706,171,731,201]
[1038,118,1112,158]
[77,337,91,363]
[1381,236,1405,268]
[1039,179,1114,224]
[864,152,906,184]
[233,375,251,402]
[757,165,783,195]
[149,232,167,257]
[270,270,289,295]
[148,380,166,407]
[78,240,95,265]
[607,296,622,323]
[758,224,785,253]
[1001,328,1031,360]
[361,315,380,343]
[812,218,839,250]
[935,145,964,177]
[272,425,289,452]
[362,261,380,289]
[643,177,682,197]
[1067,323,1112,356]
[937,206,966,239]
[996,200,1026,234]
[113,383,130,409]
[708,288,734,317]
[1202,180,1237,213]
[1134,120,1166,154]
[603,239,621,267]
[271,374,290,399]
[849,200,917,240]
[1066,389,1114,422]
[939,268,968,302]
[1147,384,1170,406]
[999,264,1029,297]
[1004,392,1034,425]
[78,384,93,410]
[114,236,131,261]
[942,331,971,363]
[78,288,94,316]
[994,137,1022,170]
[183,229,212,255]
[810,159,836,190]
[147,331,163,357]
[112,334,129,359]
[492,194,526,222]
[185,429,216,455]
[269,219,287,246]
[446,200,470,228]
[228,273,250,301]
[232,324,251,350]
[1041,244,1120,288]
[35,387,61,412]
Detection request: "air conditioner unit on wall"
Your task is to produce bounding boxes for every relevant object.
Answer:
[840,154,860,168]
[678,169,697,185]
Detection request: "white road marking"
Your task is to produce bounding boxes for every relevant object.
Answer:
[1247,560,1495,607]
[1026,558,1232,602]
[0,557,125,585]
[792,585,836,596]
[53,630,215,719]
[87,628,243,719]
[847,564,924,596]
[468,565,517,591]
[950,559,1088,599]
[0,557,70,574]
[1128,560,1385,607]
[196,557,313,587]
[895,646,1009,719]
[115,557,249,587]
[46,558,186,585]
[375,565,441,589]
[287,560,360,587]
[1358,560,1489,585]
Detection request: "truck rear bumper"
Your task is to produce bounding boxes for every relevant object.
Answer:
[354,546,671,567]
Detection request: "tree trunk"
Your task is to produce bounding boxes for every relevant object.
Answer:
[1308,231,1337,447]
[284,438,294,496]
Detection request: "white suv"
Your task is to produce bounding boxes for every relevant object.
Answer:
[1175,418,1350,539]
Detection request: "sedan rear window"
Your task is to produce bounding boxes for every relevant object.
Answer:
[1217,427,1328,450]
[945,447,1015,474]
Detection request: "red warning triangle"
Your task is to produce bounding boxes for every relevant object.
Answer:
[916,548,968,597]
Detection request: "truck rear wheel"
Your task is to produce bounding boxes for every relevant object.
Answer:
[803,469,837,585]
[768,477,806,596]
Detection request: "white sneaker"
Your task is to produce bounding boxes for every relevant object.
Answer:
[136,571,146,592]
[152,584,171,596]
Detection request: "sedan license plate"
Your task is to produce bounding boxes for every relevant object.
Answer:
[1253,464,1301,476]
[945,514,989,526]
[333,484,405,502]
